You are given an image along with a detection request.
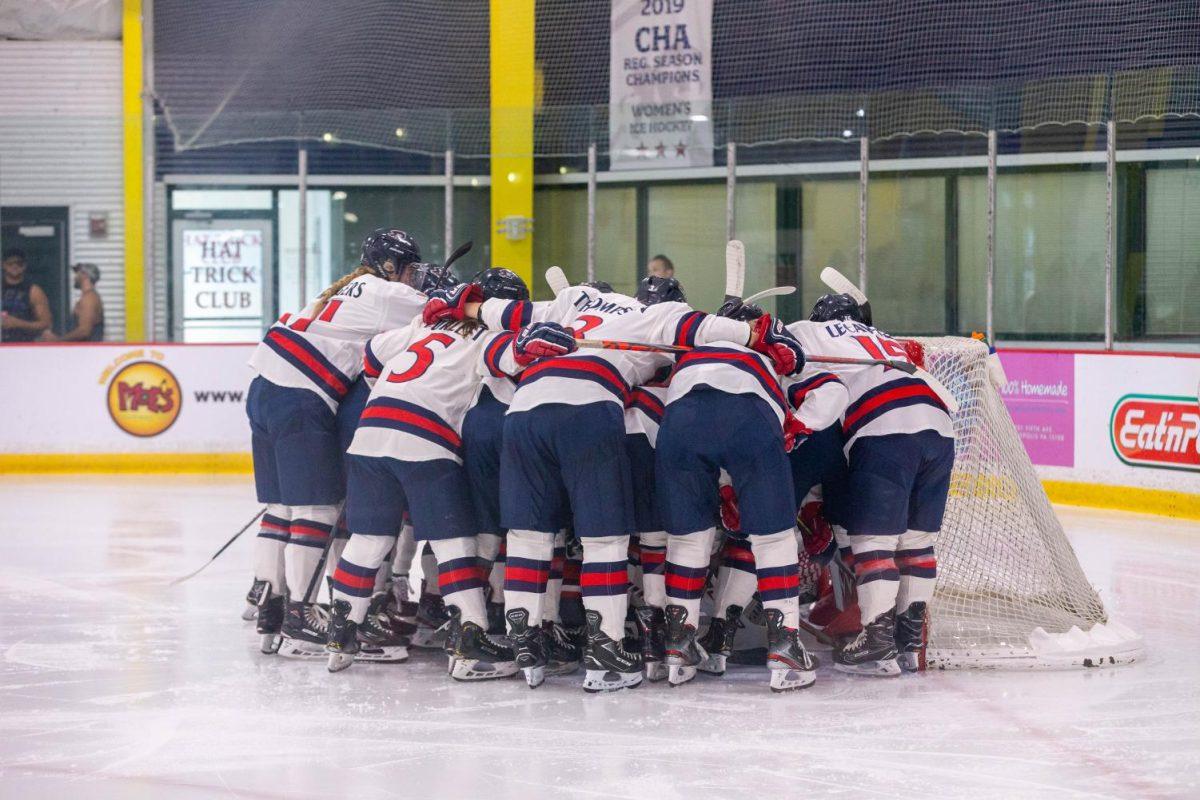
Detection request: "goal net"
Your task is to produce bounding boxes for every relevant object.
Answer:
[913,336,1143,669]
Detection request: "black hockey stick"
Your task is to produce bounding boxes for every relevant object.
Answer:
[169,507,266,586]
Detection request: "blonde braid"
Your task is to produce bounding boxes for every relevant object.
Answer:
[311,265,371,316]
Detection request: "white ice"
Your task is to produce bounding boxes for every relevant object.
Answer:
[0,476,1198,800]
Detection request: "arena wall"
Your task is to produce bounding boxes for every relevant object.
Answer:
[1,343,1197,518]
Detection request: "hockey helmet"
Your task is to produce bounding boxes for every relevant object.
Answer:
[809,293,869,325]
[636,275,686,305]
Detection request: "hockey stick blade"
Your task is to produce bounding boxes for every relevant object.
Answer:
[819,266,869,305]
[169,507,266,586]
[742,285,796,305]
[724,239,745,301]
[545,266,570,296]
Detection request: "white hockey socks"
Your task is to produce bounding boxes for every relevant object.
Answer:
[895,529,937,613]
[505,529,554,628]
[750,528,802,629]
[664,527,716,623]
[848,533,901,624]
[253,504,290,597]
[713,534,758,618]
[476,531,504,604]
[639,530,667,609]
[430,537,488,628]
[581,535,631,641]
[544,531,567,624]
[284,504,339,603]
[330,533,394,623]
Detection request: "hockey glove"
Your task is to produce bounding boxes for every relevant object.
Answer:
[748,314,805,376]
[797,501,836,566]
[783,413,813,452]
[718,484,740,533]
[422,282,482,325]
[513,322,577,366]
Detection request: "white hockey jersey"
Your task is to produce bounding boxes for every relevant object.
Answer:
[786,319,953,448]
[249,273,425,411]
[624,383,668,446]
[781,364,849,432]
[477,287,751,414]
[349,317,521,464]
[665,341,790,425]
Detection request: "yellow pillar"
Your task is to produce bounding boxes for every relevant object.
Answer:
[489,0,535,285]
[122,0,145,340]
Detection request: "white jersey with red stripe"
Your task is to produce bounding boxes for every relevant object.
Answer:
[477,287,751,415]
[665,341,790,425]
[782,364,850,432]
[349,317,522,464]
[624,383,668,446]
[786,319,953,448]
[474,299,555,407]
[248,273,425,411]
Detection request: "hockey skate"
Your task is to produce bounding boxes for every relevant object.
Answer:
[663,605,707,687]
[411,590,451,650]
[543,620,582,677]
[277,600,330,659]
[449,607,518,682]
[243,580,262,621]
[250,580,284,654]
[633,605,667,682]
[353,594,410,664]
[487,601,507,637]
[764,609,818,692]
[697,604,743,676]
[894,601,928,672]
[581,610,643,693]
[385,574,419,637]
[834,609,901,676]
[506,608,548,688]
[325,599,359,673]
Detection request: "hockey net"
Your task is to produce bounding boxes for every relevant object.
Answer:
[910,336,1142,669]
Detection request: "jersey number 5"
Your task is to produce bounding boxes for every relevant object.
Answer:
[387,333,454,383]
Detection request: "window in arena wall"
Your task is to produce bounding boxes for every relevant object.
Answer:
[1142,163,1200,339]
[798,178,858,323]
[533,186,638,300]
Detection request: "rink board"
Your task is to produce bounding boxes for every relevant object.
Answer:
[0,343,1196,515]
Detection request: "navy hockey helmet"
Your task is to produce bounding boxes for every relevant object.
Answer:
[582,280,614,293]
[809,293,869,325]
[361,228,421,280]
[474,267,529,302]
[636,275,686,306]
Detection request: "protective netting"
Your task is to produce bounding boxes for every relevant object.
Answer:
[913,337,1142,668]
[154,0,1200,157]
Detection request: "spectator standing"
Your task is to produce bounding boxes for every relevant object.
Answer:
[44,263,104,342]
[1,248,52,342]
[646,254,675,279]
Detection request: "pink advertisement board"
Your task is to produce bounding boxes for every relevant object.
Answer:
[997,351,1075,467]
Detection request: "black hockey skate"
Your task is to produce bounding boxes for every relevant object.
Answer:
[543,620,582,677]
[506,608,548,688]
[894,601,928,673]
[697,604,743,676]
[325,599,359,673]
[250,580,284,655]
[449,607,518,682]
[277,600,330,660]
[633,605,667,682]
[487,601,507,637]
[581,610,643,693]
[764,609,818,692]
[663,605,707,687]
[243,579,263,621]
[385,573,419,637]
[412,590,451,650]
[354,594,410,664]
[834,609,901,676]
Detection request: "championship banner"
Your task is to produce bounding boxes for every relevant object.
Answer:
[609,0,713,170]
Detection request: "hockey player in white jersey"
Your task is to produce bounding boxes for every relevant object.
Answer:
[654,300,818,692]
[244,229,431,659]
[788,294,955,675]
[423,277,799,691]
[324,269,578,678]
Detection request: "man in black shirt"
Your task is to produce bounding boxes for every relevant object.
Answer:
[1,248,52,342]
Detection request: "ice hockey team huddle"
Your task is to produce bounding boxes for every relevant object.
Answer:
[243,227,955,693]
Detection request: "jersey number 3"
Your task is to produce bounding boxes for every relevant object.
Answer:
[387,333,454,383]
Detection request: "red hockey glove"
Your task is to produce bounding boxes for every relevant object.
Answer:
[513,322,578,366]
[748,314,805,376]
[797,501,836,566]
[718,484,740,532]
[422,282,482,325]
[900,338,926,369]
[783,413,813,452]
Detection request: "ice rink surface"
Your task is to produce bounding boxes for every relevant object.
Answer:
[0,476,1197,800]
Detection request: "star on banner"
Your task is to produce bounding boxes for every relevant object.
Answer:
[655,141,666,158]
[636,141,648,157]
[675,141,687,156]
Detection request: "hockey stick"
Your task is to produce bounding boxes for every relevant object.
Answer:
[545,265,570,296]
[169,506,266,586]
[724,239,746,303]
[574,338,920,373]
[742,285,796,305]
